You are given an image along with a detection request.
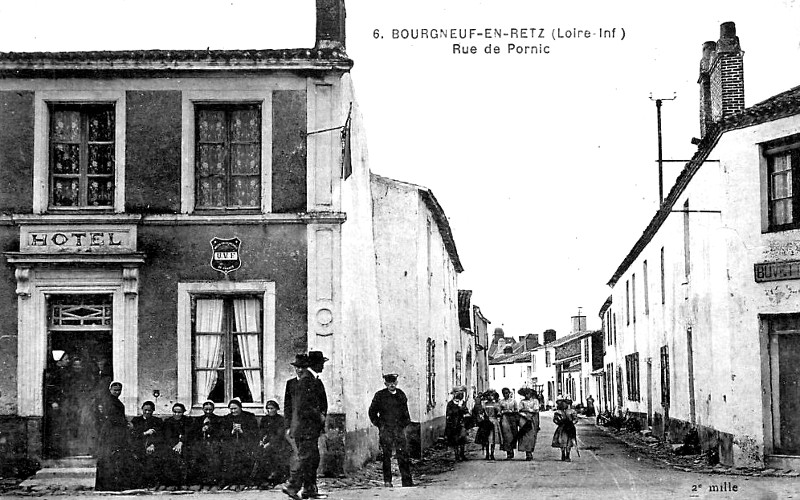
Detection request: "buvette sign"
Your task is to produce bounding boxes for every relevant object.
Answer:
[210,237,242,275]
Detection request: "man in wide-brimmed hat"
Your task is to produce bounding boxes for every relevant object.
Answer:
[282,352,328,500]
[368,373,413,488]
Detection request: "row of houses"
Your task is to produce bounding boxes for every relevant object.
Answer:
[486,316,604,411]
[0,0,495,474]
[598,21,800,470]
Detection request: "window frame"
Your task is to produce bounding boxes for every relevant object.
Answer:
[191,295,264,406]
[177,281,276,414]
[182,91,273,214]
[764,136,800,232]
[625,352,641,402]
[193,103,263,211]
[34,91,126,214]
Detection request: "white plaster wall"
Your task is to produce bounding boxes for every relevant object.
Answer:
[489,362,529,396]
[417,195,461,426]
[371,177,422,419]
[607,114,800,466]
[337,74,384,436]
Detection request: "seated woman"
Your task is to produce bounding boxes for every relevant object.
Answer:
[129,401,164,488]
[162,403,191,487]
[251,400,291,486]
[188,401,224,486]
[221,399,259,485]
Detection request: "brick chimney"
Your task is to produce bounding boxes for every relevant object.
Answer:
[542,329,557,344]
[698,22,744,137]
[316,0,346,51]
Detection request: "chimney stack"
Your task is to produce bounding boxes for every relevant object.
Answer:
[698,22,744,137]
[493,327,505,343]
[316,0,346,51]
[543,329,557,344]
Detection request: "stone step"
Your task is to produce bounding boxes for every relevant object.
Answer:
[19,466,96,489]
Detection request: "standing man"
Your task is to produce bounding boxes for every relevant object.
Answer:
[282,353,328,500]
[368,374,413,488]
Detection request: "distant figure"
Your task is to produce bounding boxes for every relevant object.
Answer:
[516,389,540,461]
[499,388,519,460]
[476,389,501,460]
[585,395,596,417]
[368,373,413,488]
[552,398,578,462]
[445,386,470,462]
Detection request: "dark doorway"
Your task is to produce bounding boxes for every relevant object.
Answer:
[44,294,113,459]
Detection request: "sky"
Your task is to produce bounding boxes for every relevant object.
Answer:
[1,0,800,339]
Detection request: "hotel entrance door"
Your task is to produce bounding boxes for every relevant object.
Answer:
[43,294,113,459]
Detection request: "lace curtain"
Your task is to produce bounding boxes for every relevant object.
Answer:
[194,299,224,404]
[233,298,262,403]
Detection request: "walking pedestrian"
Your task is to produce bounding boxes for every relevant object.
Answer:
[445,386,470,462]
[477,389,501,460]
[281,353,328,500]
[516,388,540,461]
[552,398,578,461]
[499,387,519,460]
[368,373,413,488]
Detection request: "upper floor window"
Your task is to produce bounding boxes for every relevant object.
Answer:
[767,148,799,230]
[195,104,261,210]
[49,104,115,209]
[545,350,551,367]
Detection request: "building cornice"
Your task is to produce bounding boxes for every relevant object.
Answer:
[6,212,347,226]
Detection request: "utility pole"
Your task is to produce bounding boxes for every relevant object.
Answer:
[649,92,677,206]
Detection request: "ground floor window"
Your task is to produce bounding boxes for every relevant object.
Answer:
[193,296,263,406]
[660,345,670,409]
[426,338,436,411]
[766,314,800,454]
[625,352,641,401]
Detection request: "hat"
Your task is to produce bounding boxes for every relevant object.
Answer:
[290,353,311,368]
[383,373,398,383]
[308,351,329,365]
[265,399,280,410]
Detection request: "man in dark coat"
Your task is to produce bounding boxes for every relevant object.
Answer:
[281,353,328,500]
[368,373,413,487]
[129,401,164,488]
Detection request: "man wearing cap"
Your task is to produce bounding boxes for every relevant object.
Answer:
[368,374,413,488]
[282,353,328,500]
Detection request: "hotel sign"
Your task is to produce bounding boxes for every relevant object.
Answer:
[754,260,800,282]
[20,225,137,254]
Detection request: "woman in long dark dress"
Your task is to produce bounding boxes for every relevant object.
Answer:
[189,401,224,486]
[251,400,290,486]
[162,402,191,487]
[445,386,470,462]
[221,399,259,485]
[499,388,519,460]
[552,398,578,461]
[95,381,133,491]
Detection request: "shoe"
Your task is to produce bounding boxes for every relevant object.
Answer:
[302,494,328,499]
[383,482,393,488]
[401,481,414,487]
[565,457,572,462]
[281,484,302,500]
